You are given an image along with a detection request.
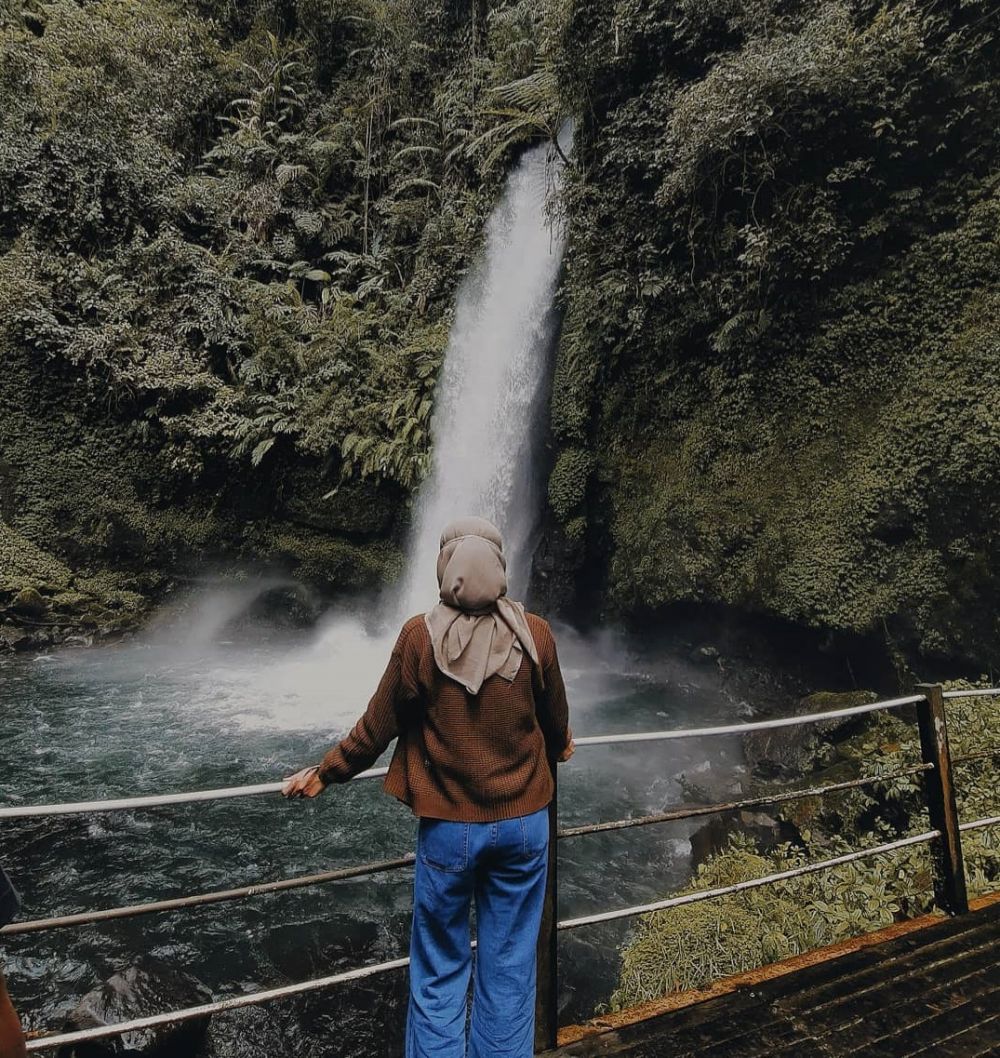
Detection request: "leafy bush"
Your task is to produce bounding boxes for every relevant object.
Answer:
[609,681,1000,1010]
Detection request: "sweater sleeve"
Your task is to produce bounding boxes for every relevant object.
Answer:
[317,623,417,785]
[535,623,572,758]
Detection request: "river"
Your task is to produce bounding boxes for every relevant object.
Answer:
[1,591,748,1052]
[3,129,751,1054]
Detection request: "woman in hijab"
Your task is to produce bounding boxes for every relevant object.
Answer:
[283,516,573,1057]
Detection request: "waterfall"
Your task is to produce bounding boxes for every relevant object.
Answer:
[399,128,572,617]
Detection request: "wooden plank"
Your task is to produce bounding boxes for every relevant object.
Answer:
[553,893,1000,1050]
[843,987,1000,1057]
[819,960,998,1050]
[791,920,1000,1017]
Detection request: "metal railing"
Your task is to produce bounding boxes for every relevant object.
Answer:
[2,684,997,1054]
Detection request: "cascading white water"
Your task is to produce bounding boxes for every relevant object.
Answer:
[400,128,572,616]
[253,129,572,715]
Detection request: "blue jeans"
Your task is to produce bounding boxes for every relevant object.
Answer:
[406,806,551,1057]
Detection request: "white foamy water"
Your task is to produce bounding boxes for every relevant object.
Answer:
[298,129,572,694]
[400,127,573,615]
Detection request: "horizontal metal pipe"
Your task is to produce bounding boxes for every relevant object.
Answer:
[958,815,1000,832]
[952,748,1000,764]
[573,695,924,748]
[0,767,388,821]
[558,763,933,839]
[941,688,1000,699]
[5,765,936,936]
[2,696,924,821]
[2,855,416,936]
[24,955,411,1052]
[557,829,940,931]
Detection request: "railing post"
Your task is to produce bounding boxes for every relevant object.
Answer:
[534,765,558,1052]
[915,683,969,915]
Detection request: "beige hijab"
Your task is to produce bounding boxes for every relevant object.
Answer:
[424,517,540,695]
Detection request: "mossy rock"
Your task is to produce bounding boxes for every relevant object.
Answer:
[258,527,404,592]
[548,447,593,522]
[11,587,47,618]
[743,689,879,780]
[798,691,880,714]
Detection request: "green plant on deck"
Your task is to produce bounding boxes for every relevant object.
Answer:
[610,834,930,1008]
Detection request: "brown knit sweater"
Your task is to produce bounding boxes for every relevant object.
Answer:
[318,612,572,821]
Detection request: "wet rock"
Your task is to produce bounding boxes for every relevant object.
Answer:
[689,811,803,869]
[241,584,324,629]
[11,587,48,618]
[58,959,213,1058]
[689,815,733,868]
[742,690,878,780]
[0,624,38,651]
[689,644,720,665]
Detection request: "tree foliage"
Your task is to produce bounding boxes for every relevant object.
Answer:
[0,0,569,590]
[547,0,1000,666]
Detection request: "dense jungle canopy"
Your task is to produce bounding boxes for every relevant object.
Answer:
[0,0,998,672]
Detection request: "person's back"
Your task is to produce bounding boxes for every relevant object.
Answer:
[318,610,570,822]
[283,517,573,1057]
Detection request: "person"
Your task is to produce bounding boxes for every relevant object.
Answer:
[0,866,26,1058]
[283,517,573,1057]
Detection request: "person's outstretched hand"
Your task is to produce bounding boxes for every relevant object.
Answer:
[558,738,575,763]
[282,766,326,799]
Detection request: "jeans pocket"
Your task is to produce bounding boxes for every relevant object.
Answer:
[519,807,550,859]
[418,818,469,873]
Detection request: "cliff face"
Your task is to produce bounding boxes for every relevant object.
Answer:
[0,0,564,644]
[4,1,999,669]
[541,0,1000,670]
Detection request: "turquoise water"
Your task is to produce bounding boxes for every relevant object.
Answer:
[0,590,747,1051]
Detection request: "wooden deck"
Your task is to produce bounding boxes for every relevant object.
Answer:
[550,893,1000,1057]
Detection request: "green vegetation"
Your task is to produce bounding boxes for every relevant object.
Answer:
[549,0,1000,667]
[2,0,997,1022]
[610,683,1000,1008]
[0,0,567,632]
[3,0,999,671]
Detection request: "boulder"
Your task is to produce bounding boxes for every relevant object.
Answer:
[58,960,213,1058]
[689,811,804,869]
[11,587,48,619]
[689,644,720,665]
[742,690,878,780]
[0,625,35,652]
